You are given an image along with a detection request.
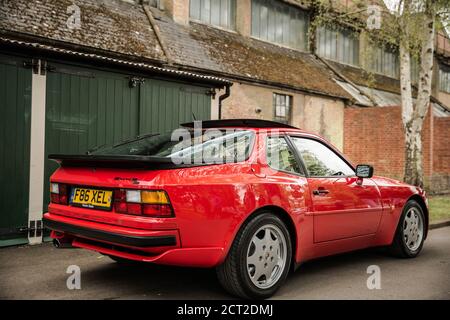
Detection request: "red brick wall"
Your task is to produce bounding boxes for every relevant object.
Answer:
[433,117,450,173]
[343,105,448,192]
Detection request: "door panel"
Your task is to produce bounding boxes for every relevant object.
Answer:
[0,54,31,245]
[308,177,383,242]
[289,136,383,243]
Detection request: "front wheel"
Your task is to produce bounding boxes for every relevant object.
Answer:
[389,200,426,258]
[216,212,292,299]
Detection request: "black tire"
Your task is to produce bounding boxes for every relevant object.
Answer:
[389,200,426,258]
[216,212,292,299]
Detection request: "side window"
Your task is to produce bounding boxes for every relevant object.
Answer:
[266,136,303,175]
[291,137,354,177]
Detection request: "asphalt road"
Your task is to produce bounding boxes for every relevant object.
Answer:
[0,227,449,300]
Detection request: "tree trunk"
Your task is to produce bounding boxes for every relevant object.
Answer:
[402,1,435,188]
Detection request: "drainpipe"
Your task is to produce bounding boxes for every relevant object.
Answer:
[218,84,231,120]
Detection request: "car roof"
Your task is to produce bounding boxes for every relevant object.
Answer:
[181,119,300,130]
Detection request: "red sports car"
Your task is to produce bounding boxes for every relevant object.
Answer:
[44,119,428,299]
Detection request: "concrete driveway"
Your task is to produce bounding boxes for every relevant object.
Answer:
[0,227,449,300]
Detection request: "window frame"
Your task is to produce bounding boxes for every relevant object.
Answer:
[368,44,400,79]
[265,134,306,177]
[189,0,237,31]
[273,93,292,125]
[439,63,450,93]
[250,0,309,51]
[316,25,360,67]
[286,135,356,179]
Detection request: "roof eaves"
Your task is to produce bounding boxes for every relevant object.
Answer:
[0,35,232,86]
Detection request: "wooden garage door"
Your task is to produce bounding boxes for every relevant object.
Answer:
[0,54,32,246]
[44,63,211,210]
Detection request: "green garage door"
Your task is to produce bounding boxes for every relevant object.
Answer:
[44,63,211,210]
[0,54,32,246]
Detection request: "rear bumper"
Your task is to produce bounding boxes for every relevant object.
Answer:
[43,212,225,267]
[43,218,177,248]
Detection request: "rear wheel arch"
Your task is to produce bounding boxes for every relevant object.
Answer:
[226,205,298,269]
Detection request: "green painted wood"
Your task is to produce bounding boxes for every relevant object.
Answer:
[44,64,212,212]
[139,79,211,135]
[0,54,32,245]
[44,65,140,210]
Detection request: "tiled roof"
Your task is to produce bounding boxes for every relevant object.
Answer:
[0,0,165,62]
[155,13,352,99]
[0,0,351,99]
[327,60,403,94]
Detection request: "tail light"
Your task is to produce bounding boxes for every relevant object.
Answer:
[114,189,174,218]
[50,183,68,205]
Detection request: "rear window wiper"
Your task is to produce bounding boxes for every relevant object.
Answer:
[86,133,160,155]
[112,133,160,148]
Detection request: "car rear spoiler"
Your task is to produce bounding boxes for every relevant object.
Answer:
[48,154,190,169]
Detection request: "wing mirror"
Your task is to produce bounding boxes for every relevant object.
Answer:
[356,165,374,179]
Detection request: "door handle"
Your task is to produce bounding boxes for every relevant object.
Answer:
[313,189,329,196]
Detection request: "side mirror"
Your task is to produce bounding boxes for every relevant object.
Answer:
[356,165,374,179]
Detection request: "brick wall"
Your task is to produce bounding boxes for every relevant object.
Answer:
[431,117,450,191]
[344,105,450,192]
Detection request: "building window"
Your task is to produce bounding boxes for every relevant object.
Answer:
[273,93,292,124]
[369,44,399,78]
[251,0,309,51]
[316,26,360,66]
[439,64,450,93]
[190,0,236,30]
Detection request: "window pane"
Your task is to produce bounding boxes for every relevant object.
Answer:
[368,44,399,78]
[273,93,292,124]
[190,0,236,29]
[190,0,201,20]
[251,0,308,51]
[291,138,354,177]
[440,64,450,93]
[316,26,359,66]
[267,137,302,174]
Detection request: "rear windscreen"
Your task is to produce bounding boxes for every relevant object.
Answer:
[91,129,255,164]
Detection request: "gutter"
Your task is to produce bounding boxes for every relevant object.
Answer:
[218,84,232,119]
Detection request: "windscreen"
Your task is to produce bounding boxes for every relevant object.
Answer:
[91,129,255,165]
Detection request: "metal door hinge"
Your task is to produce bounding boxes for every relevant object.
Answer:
[19,220,43,238]
[129,77,146,88]
[23,59,51,75]
[206,88,216,98]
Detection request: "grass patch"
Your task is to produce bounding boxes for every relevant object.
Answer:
[428,195,450,222]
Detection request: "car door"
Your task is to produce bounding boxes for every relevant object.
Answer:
[289,136,383,243]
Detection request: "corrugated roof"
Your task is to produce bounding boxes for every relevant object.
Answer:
[336,80,450,117]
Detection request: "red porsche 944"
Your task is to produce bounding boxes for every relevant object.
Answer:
[44,119,428,299]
